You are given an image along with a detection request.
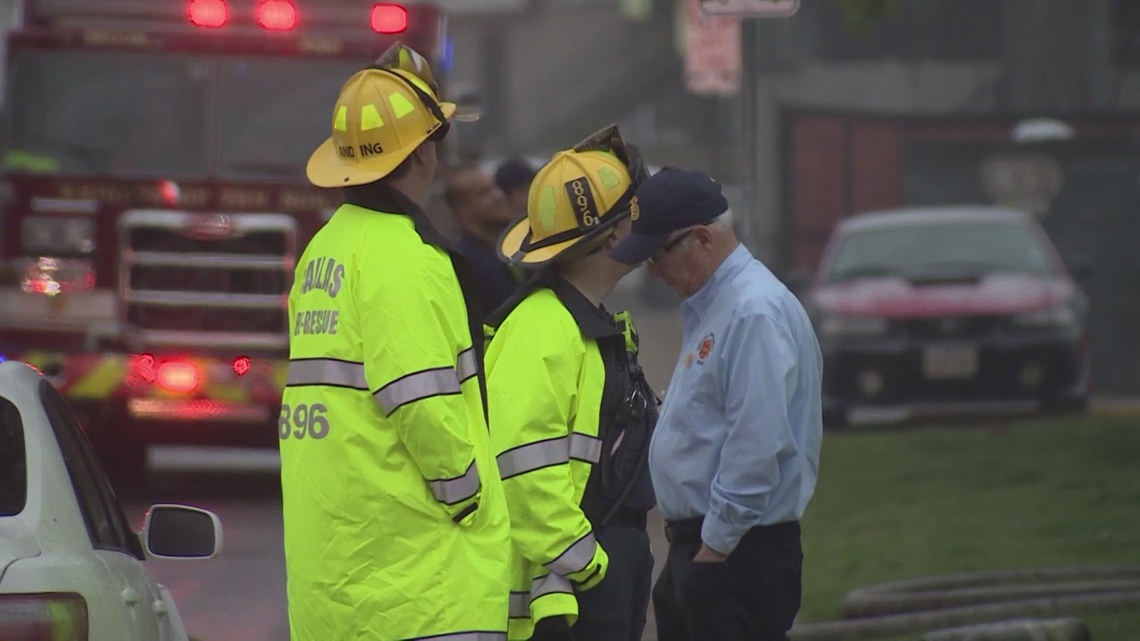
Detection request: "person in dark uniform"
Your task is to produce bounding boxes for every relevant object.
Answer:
[446,163,524,318]
[495,156,537,218]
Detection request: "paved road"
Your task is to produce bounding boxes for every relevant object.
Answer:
[122,290,685,641]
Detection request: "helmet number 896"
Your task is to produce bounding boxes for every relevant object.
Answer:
[572,180,597,227]
[279,403,330,440]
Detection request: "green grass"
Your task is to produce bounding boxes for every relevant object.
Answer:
[799,414,1140,638]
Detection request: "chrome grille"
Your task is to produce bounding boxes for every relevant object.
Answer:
[118,210,296,350]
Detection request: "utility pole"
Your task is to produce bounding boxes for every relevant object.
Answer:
[698,0,798,265]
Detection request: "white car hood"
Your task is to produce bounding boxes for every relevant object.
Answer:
[0,519,42,581]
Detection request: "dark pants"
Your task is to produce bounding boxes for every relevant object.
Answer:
[652,518,803,641]
[531,525,654,641]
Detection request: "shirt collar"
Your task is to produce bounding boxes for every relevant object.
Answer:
[682,243,752,321]
[547,274,621,339]
[343,183,454,251]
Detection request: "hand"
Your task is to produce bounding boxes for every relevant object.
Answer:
[692,543,727,564]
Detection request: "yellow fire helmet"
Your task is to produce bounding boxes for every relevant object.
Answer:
[306,43,456,188]
[498,125,650,268]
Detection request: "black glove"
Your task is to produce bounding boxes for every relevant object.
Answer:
[530,615,573,641]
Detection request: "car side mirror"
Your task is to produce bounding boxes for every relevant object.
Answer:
[1065,255,1093,281]
[141,504,223,560]
[783,266,815,294]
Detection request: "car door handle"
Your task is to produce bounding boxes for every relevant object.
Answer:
[121,587,140,606]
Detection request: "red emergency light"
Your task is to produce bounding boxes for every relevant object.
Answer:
[188,0,228,28]
[257,0,297,31]
[371,3,408,34]
[156,360,202,394]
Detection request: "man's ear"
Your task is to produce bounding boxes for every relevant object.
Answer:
[694,225,715,249]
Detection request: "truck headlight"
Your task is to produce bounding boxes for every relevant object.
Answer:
[1010,306,1078,330]
[22,216,96,254]
[819,314,889,339]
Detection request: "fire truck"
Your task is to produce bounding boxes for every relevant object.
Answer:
[0,0,448,485]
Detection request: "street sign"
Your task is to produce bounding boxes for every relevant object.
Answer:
[699,0,799,18]
[684,0,741,95]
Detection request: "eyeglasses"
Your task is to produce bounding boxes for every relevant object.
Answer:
[647,229,695,265]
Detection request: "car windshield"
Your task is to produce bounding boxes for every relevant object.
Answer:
[826,218,1057,282]
[0,396,27,517]
[3,49,364,179]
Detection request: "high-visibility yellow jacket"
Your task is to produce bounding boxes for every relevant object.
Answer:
[280,189,511,641]
[485,274,653,640]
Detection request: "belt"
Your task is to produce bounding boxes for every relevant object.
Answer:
[664,517,799,545]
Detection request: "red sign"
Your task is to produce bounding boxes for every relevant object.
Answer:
[684,0,741,95]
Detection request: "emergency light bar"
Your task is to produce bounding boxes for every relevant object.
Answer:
[27,0,419,35]
[188,0,227,28]
[256,0,297,31]
[371,4,408,34]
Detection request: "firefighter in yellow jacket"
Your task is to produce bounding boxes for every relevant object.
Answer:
[485,126,658,641]
[279,44,511,641]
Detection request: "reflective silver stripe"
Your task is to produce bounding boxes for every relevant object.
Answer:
[412,632,507,641]
[508,592,530,618]
[375,367,461,416]
[531,573,573,600]
[497,437,569,480]
[457,347,478,382]
[545,532,597,576]
[569,433,603,463]
[428,460,481,505]
[497,432,603,480]
[286,358,367,389]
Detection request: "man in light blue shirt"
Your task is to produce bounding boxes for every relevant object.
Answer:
[610,167,823,641]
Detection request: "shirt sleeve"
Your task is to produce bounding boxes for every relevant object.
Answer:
[485,308,608,590]
[356,252,483,524]
[701,312,799,556]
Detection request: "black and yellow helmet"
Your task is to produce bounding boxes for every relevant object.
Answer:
[497,125,650,268]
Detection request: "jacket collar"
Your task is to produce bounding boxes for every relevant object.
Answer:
[343,183,454,251]
[546,274,621,339]
[485,270,620,339]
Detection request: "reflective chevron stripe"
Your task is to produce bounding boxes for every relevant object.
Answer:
[286,358,367,389]
[545,531,597,576]
[427,460,481,506]
[457,347,478,382]
[285,347,478,416]
[375,366,462,415]
[496,432,603,480]
[508,591,530,619]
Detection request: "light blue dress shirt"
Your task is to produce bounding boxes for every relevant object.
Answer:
[649,244,823,556]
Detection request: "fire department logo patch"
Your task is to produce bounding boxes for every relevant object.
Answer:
[697,333,715,363]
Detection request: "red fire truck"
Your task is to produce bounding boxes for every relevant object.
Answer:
[0,0,448,484]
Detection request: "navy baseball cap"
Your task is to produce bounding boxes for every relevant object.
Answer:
[610,167,729,264]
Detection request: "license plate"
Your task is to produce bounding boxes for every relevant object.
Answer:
[922,345,978,379]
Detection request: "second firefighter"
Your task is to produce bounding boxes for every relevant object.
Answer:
[485,125,658,641]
